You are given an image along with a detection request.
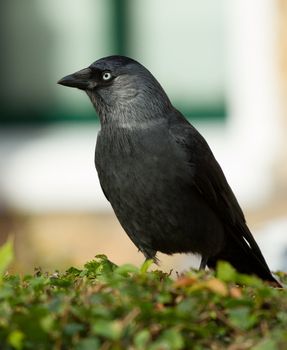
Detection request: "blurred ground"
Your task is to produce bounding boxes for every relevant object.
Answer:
[6,193,287,275]
[10,212,198,274]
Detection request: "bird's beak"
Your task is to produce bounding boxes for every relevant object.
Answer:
[57,67,92,90]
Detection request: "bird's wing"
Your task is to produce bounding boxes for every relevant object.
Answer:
[169,112,271,272]
[169,113,243,224]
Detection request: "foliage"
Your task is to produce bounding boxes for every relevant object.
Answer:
[0,241,287,349]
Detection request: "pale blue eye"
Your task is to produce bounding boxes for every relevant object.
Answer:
[102,72,112,81]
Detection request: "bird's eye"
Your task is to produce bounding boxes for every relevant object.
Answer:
[102,72,112,81]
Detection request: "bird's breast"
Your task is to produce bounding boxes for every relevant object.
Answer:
[95,127,187,199]
[95,127,223,257]
[94,127,197,236]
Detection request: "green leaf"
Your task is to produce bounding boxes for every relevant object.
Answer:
[216,261,237,282]
[140,259,153,274]
[76,338,100,350]
[8,330,25,350]
[160,329,184,349]
[228,307,258,330]
[237,273,264,287]
[253,339,277,350]
[65,266,82,276]
[0,237,14,282]
[134,329,150,349]
[92,320,122,340]
[64,323,85,335]
[115,263,139,276]
[151,329,184,350]
[83,255,117,277]
[40,315,55,333]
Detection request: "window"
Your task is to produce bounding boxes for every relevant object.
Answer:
[0,0,226,123]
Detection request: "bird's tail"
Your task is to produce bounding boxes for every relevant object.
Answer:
[207,223,282,287]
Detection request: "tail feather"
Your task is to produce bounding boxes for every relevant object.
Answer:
[207,223,281,287]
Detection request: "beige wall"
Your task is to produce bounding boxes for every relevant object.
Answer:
[276,0,287,194]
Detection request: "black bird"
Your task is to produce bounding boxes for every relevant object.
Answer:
[58,55,280,285]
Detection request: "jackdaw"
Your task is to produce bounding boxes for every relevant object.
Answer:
[58,55,279,285]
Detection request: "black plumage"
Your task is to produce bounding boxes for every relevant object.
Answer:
[58,55,280,285]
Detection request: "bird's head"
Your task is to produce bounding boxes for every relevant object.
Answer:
[58,55,171,125]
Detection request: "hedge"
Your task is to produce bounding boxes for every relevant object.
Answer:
[0,239,286,350]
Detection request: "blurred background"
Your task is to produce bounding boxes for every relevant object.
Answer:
[0,0,287,274]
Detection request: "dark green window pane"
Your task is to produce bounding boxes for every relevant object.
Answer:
[0,0,226,124]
